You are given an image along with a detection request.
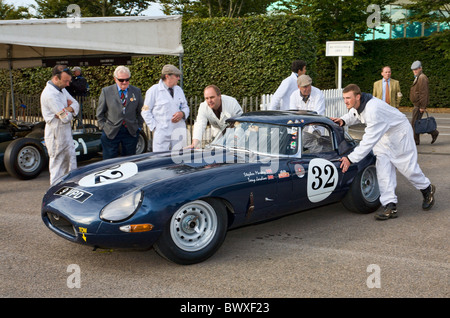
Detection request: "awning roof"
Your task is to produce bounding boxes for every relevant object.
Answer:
[0,15,184,69]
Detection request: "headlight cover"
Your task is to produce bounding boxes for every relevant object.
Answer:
[100,191,143,222]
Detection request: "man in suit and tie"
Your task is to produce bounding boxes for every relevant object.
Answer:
[373,66,402,108]
[97,65,144,159]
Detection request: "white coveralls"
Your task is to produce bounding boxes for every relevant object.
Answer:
[267,72,298,110]
[141,80,190,152]
[40,81,79,185]
[289,86,325,115]
[340,94,430,206]
[192,95,243,143]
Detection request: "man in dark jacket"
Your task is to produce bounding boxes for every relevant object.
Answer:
[409,61,439,145]
[67,67,89,97]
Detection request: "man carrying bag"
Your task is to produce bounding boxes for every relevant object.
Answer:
[409,60,439,145]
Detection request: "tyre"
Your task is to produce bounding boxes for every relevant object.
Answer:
[342,165,380,214]
[136,130,149,154]
[4,138,47,180]
[154,199,228,265]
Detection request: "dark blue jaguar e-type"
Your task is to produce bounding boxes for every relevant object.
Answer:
[41,111,380,265]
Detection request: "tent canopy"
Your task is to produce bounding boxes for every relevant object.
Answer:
[0,15,184,69]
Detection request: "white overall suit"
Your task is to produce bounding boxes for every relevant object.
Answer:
[192,95,243,142]
[142,80,190,152]
[41,81,79,185]
[340,93,430,206]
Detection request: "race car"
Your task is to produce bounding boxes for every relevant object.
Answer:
[0,118,149,179]
[41,111,380,265]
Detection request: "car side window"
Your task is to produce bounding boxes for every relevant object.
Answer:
[301,124,333,154]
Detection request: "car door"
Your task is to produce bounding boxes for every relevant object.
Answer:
[288,123,341,207]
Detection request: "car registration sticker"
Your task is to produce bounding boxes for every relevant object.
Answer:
[55,187,92,203]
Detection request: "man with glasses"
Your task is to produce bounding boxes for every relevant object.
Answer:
[141,64,189,152]
[40,65,79,185]
[97,65,144,159]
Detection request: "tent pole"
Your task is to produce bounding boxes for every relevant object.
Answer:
[179,54,183,89]
[7,45,16,120]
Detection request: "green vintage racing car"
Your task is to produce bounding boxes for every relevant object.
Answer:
[0,118,149,179]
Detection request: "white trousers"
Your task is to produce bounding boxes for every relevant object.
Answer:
[374,121,430,206]
[45,124,77,185]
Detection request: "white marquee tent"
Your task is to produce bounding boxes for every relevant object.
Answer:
[0,15,184,118]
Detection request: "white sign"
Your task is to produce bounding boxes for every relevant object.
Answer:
[326,41,354,57]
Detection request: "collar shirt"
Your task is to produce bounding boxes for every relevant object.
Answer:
[192,95,243,141]
[41,81,79,126]
[340,94,409,163]
[269,72,298,110]
[289,86,325,115]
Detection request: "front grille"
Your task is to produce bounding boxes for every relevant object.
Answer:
[46,212,76,237]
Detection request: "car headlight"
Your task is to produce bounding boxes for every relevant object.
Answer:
[100,191,142,222]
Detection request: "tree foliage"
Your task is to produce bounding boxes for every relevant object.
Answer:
[159,0,278,18]
[32,0,153,18]
[0,0,31,19]
[399,0,450,25]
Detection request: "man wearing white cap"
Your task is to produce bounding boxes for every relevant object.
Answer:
[141,64,190,152]
[289,75,325,115]
[410,60,439,145]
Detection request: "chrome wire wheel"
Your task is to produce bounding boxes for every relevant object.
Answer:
[17,145,41,173]
[170,200,218,252]
[360,165,379,203]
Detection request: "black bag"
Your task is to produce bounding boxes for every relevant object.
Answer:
[415,111,437,134]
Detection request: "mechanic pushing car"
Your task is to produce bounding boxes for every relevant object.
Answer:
[40,65,79,185]
[331,84,436,221]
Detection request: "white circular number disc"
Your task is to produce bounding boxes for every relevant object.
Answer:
[307,158,338,203]
[79,162,138,187]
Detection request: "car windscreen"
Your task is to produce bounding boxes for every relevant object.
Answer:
[210,121,299,156]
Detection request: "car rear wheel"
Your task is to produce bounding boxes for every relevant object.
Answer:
[4,138,47,180]
[342,165,380,214]
[154,199,228,265]
[136,130,149,154]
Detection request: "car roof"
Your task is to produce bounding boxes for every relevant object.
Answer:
[229,110,335,127]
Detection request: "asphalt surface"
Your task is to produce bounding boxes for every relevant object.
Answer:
[1,112,448,300]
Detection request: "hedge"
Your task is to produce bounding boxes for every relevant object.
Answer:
[0,16,449,108]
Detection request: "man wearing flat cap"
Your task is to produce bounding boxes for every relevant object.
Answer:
[141,64,190,152]
[410,60,439,145]
[289,75,325,115]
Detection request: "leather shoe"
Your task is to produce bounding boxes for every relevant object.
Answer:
[431,131,439,144]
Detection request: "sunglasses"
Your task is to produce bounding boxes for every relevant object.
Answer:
[116,77,131,82]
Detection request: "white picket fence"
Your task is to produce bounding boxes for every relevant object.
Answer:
[260,88,347,118]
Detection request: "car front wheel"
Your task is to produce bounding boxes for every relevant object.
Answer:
[342,165,380,214]
[154,199,228,265]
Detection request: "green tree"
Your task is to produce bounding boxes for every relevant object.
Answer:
[0,0,31,19]
[274,0,395,88]
[159,0,278,18]
[400,0,449,25]
[32,0,153,18]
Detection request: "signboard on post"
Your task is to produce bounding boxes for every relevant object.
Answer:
[326,41,354,89]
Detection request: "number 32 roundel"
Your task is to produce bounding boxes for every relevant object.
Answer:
[307,158,338,203]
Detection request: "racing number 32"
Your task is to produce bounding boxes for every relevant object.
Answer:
[307,158,338,203]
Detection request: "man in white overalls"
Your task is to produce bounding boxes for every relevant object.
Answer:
[331,84,436,220]
[40,65,79,185]
[141,65,189,152]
